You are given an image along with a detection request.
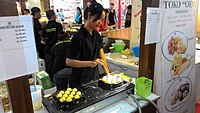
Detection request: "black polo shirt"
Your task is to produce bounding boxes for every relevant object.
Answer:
[33,18,42,43]
[108,9,116,25]
[42,20,63,53]
[125,12,132,28]
[51,40,71,74]
[67,25,103,85]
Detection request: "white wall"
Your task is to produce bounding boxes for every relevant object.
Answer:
[129,0,142,47]
[26,0,41,11]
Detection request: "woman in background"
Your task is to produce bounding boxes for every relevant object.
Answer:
[57,8,64,22]
[97,9,117,32]
[75,7,82,24]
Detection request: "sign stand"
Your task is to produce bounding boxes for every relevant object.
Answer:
[0,2,38,113]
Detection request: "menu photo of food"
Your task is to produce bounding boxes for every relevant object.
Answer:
[165,77,191,112]
[168,36,186,55]
[162,31,188,61]
[171,54,192,77]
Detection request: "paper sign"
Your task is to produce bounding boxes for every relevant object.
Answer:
[0,16,39,81]
[145,7,163,45]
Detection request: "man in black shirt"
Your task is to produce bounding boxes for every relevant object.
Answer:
[108,3,116,27]
[125,5,132,28]
[31,7,45,59]
[42,10,63,81]
[51,37,71,91]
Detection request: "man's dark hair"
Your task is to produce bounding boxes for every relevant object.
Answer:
[84,2,104,22]
[56,9,59,12]
[104,9,109,13]
[31,7,40,16]
[90,0,97,3]
[23,9,30,14]
[110,3,114,6]
[128,5,132,10]
[46,10,55,20]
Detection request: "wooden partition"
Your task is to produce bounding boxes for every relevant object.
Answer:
[7,76,34,113]
[0,0,18,16]
[40,0,50,12]
[101,28,131,40]
[139,0,159,80]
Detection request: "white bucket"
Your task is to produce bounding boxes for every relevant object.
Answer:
[30,85,42,111]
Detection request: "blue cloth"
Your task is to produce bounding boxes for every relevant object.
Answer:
[57,12,64,21]
[75,13,81,23]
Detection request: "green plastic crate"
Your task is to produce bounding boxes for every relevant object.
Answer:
[136,77,152,97]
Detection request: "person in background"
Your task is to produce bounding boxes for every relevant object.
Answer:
[22,9,30,15]
[31,7,45,59]
[108,3,116,28]
[51,32,71,90]
[74,7,82,24]
[125,5,132,28]
[56,9,59,15]
[97,9,117,32]
[66,2,109,86]
[57,8,64,22]
[42,10,63,82]
[51,6,54,11]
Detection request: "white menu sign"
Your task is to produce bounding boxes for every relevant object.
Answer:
[158,0,198,113]
[0,16,39,81]
[145,7,163,45]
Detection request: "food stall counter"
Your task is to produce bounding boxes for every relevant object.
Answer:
[105,53,139,78]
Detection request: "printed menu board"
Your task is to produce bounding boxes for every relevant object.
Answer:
[0,16,39,81]
[159,0,198,113]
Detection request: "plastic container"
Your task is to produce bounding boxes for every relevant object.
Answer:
[109,47,114,53]
[30,85,42,111]
[132,46,140,57]
[112,43,125,52]
[136,77,152,97]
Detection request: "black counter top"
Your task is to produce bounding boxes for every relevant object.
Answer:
[43,80,134,113]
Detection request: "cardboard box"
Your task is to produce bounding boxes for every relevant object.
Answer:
[36,71,52,90]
